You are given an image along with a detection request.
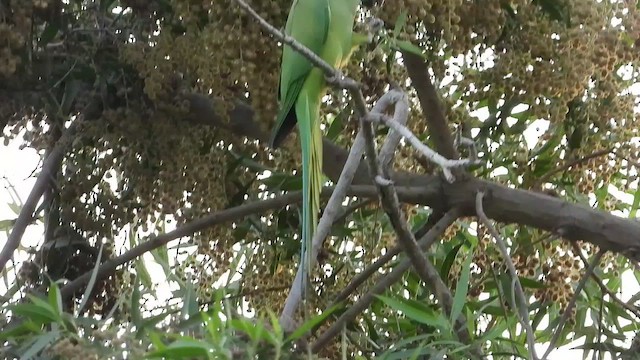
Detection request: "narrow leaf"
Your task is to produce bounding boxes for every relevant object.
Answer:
[450,245,474,322]
[77,243,104,314]
[285,304,340,343]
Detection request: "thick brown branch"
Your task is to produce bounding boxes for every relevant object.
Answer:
[186,93,640,257]
[402,51,459,160]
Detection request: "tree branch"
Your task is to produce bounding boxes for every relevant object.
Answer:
[280,90,410,330]
[370,113,476,182]
[402,51,459,160]
[0,123,77,273]
[330,208,462,306]
[58,185,422,300]
[361,111,477,352]
[311,208,480,354]
[571,243,640,319]
[187,90,640,260]
[377,89,409,169]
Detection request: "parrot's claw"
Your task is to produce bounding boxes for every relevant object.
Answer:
[325,71,359,89]
[325,72,342,84]
[454,132,479,162]
[375,175,394,187]
[365,17,385,42]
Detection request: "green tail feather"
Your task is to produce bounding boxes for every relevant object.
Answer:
[296,90,323,294]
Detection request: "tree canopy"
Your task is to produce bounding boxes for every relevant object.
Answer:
[1,0,640,359]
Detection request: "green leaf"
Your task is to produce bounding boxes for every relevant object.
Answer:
[376,295,449,330]
[139,311,175,338]
[47,282,63,317]
[285,304,340,343]
[128,225,153,289]
[531,124,562,157]
[518,277,546,289]
[148,331,166,350]
[9,303,58,325]
[0,320,43,340]
[229,317,277,346]
[629,186,640,218]
[7,202,21,216]
[151,245,174,280]
[19,329,61,360]
[326,112,344,141]
[131,276,142,328]
[267,310,284,344]
[450,245,474,322]
[394,40,425,58]
[0,219,16,231]
[38,23,59,47]
[77,243,104,314]
[146,338,211,359]
[180,281,199,320]
[480,319,508,342]
[440,243,462,285]
[393,10,408,39]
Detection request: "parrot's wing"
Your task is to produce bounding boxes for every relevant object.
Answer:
[270,0,331,148]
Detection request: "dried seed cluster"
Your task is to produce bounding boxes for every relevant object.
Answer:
[1,0,639,355]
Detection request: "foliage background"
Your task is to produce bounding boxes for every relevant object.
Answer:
[1,0,640,359]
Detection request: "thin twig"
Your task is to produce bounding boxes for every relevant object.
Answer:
[377,89,409,169]
[571,243,640,319]
[331,208,461,306]
[475,191,538,360]
[532,148,613,189]
[369,113,477,182]
[280,90,413,330]
[311,208,461,352]
[361,101,478,353]
[540,249,605,360]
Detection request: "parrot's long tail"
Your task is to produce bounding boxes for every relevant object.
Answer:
[296,89,323,295]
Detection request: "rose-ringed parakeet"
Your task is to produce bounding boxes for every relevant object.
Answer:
[270,0,366,288]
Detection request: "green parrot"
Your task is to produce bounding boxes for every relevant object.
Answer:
[270,0,365,287]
